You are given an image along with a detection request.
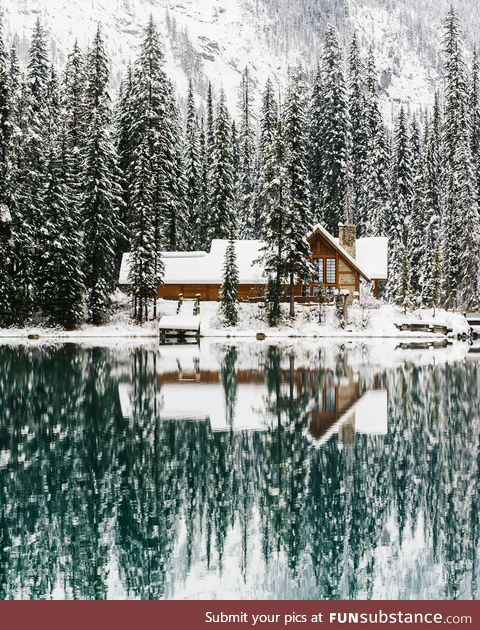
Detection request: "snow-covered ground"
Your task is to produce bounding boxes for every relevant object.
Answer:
[0,292,471,340]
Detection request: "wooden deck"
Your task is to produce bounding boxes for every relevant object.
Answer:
[159,315,201,343]
[394,323,452,335]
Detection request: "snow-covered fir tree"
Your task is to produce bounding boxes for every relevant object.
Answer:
[283,69,313,317]
[236,67,257,235]
[162,80,187,251]
[129,135,161,323]
[396,252,414,314]
[259,117,289,326]
[208,89,235,240]
[308,65,323,224]
[409,118,427,294]
[184,80,201,249]
[82,26,123,324]
[220,230,239,327]
[197,116,209,249]
[318,26,349,233]
[38,97,85,328]
[469,47,480,204]
[126,17,172,316]
[116,63,134,254]
[441,6,469,308]
[254,78,278,230]
[455,127,480,308]
[347,33,367,228]
[387,107,413,301]
[0,16,14,326]
[419,95,442,301]
[362,47,389,237]
[425,247,445,317]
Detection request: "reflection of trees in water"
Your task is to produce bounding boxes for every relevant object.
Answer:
[0,344,479,599]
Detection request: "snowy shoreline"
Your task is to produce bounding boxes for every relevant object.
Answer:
[0,298,472,342]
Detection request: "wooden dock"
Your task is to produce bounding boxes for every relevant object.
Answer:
[465,312,480,338]
[394,322,452,335]
[159,315,201,344]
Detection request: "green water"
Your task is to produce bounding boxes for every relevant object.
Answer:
[0,341,478,600]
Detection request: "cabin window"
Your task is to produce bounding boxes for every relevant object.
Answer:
[325,258,336,284]
[315,259,324,284]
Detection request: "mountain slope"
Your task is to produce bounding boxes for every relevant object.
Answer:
[1,0,479,115]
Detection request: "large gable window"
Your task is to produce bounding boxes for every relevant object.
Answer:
[315,259,324,283]
[325,258,336,284]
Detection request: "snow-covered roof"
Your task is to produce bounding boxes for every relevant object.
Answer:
[356,237,389,281]
[119,240,265,285]
[119,231,389,286]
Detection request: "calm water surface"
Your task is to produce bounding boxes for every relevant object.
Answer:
[0,340,479,600]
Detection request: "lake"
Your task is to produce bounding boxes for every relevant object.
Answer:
[0,340,479,600]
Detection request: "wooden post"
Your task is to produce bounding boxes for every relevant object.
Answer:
[289,271,295,318]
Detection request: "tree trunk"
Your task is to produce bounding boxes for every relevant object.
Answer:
[289,270,295,318]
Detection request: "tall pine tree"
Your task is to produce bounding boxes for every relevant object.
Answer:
[82,26,123,324]
[208,89,235,240]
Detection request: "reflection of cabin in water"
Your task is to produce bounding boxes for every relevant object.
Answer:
[118,354,388,444]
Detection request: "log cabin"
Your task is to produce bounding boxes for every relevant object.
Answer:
[118,223,388,301]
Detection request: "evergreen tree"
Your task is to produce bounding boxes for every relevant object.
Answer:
[455,128,480,308]
[347,33,368,227]
[259,118,289,326]
[387,107,412,301]
[116,63,134,252]
[419,96,442,303]
[425,247,445,317]
[469,47,480,203]
[126,16,171,316]
[24,18,50,304]
[237,67,256,235]
[206,81,215,168]
[362,48,389,236]
[129,136,160,323]
[283,70,313,317]
[396,252,414,314]
[254,78,278,229]
[82,26,123,324]
[220,231,239,326]
[38,118,85,327]
[308,65,323,223]
[208,89,235,240]
[389,107,412,242]
[0,17,14,325]
[197,116,209,249]
[409,117,426,295]
[162,80,187,251]
[0,15,10,205]
[8,44,20,93]
[318,26,349,232]
[258,79,278,166]
[184,80,201,249]
[441,6,469,308]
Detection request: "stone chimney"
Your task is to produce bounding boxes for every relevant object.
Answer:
[338,223,356,259]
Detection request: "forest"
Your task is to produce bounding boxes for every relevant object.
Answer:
[0,7,479,328]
